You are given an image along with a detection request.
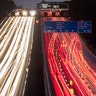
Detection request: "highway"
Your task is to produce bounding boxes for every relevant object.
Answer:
[43,17,96,96]
[0,12,96,96]
[0,16,35,96]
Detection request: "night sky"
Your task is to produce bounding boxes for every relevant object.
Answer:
[13,0,70,8]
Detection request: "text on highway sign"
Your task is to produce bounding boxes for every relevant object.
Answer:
[44,21,92,33]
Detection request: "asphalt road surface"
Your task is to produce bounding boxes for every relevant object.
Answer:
[24,16,44,96]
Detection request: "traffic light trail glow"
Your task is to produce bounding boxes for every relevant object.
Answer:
[44,17,96,96]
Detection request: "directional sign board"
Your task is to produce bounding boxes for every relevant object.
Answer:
[37,3,69,11]
[44,21,92,33]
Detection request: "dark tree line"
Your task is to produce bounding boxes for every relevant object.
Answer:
[0,0,16,20]
[70,0,96,54]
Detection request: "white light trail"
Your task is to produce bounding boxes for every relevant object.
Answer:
[0,14,35,96]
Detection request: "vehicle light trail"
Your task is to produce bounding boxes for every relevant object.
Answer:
[44,17,96,96]
[0,15,35,96]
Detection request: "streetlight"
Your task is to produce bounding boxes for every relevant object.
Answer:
[15,11,19,16]
[22,10,27,16]
[29,10,36,16]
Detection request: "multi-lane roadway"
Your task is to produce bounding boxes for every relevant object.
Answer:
[0,12,96,96]
[0,16,35,96]
[44,17,96,96]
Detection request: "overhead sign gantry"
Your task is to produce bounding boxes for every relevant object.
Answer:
[44,21,92,33]
[40,3,69,11]
[37,1,92,33]
[37,2,69,17]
